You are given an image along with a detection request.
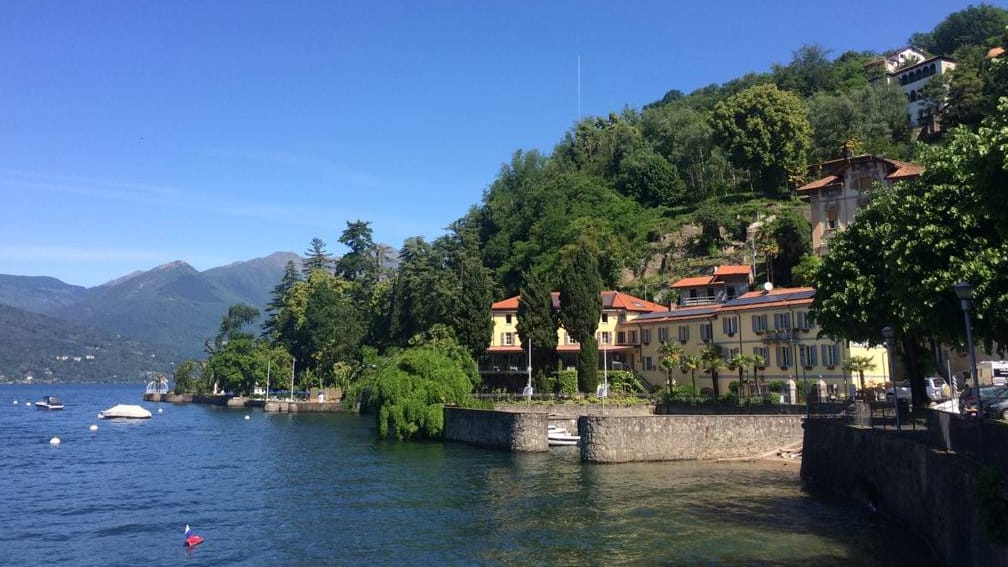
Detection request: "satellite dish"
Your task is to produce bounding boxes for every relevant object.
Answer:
[763,282,774,292]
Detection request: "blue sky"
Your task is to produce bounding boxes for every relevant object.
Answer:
[1,1,990,287]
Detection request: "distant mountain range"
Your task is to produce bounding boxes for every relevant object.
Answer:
[0,252,300,383]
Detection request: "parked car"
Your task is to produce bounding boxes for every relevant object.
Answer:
[924,376,951,402]
[959,385,1008,415]
[981,387,1008,420]
[885,380,912,401]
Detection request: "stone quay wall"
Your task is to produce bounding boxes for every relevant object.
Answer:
[263,400,349,413]
[578,414,804,463]
[801,420,1008,567]
[443,407,549,452]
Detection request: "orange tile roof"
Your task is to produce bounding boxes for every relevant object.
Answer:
[714,265,752,277]
[797,174,841,193]
[605,290,668,313]
[492,296,519,310]
[492,291,667,313]
[883,159,924,180]
[989,46,1005,59]
[670,275,715,289]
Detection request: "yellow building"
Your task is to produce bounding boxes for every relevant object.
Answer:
[483,266,887,396]
[483,290,666,384]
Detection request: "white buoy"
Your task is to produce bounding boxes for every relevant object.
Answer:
[49,437,60,446]
[244,415,250,420]
[158,408,163,413]
[89,424,98,432]
[13,400,18,405]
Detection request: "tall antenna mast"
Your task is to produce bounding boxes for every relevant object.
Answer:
[577,55,582,120]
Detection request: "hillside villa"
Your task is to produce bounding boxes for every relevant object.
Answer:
[483,265,890,396]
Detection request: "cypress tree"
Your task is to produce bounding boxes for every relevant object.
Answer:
[557,237,602,393]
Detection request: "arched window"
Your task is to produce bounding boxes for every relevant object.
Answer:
[930,63,936,75]
[909,90,917,102]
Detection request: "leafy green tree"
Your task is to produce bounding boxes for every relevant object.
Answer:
[910,4,1008,56]
[369,336,483,440]
[172,359,205,394]
[710,84,812,193]
[516,267,559,382]
[806,83,912,162]
[641,102,732,198]
[299,271,365,378]
[215,303,260,348]
[614,147,687,207]
[772,44,839,97]
[557,237,603,393]
[811,99,1008,402]
[765,209,811,287]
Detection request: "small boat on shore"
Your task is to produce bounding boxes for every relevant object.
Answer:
[548,425,580,446]
[35,396,64,410]
[98,404,152,419]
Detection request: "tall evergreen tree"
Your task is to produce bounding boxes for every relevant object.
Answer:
[557,236,603,393]
[335,220,379,283]
[262,260,302,340]
[303,237,333,275]
[516,268,559,383]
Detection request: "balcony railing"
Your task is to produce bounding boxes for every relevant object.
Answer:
[679,296,718,307]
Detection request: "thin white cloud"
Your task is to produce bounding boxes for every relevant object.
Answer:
[197,146,379,188]
[0,244,164,263]
[0,169,353,229]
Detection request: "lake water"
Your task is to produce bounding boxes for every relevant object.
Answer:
[0,383,933,566]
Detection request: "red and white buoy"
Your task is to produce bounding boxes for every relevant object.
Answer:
[184,524,204,548]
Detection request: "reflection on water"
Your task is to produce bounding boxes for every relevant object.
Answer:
[1,384,932,566]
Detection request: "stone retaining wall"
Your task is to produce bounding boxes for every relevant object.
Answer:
[801,420,1008,567]
[263,401,349,413]
[578,414,804,463]
[443,407,549,452]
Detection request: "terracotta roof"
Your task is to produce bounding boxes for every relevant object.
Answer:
[713,265,752,277]
[493,290,667,313]
[670,275,715,289]
[883,159,924,180]
[491,296,519,310]
[988,46,1005,59]
[604,291,668,313]
[796,174,842,193]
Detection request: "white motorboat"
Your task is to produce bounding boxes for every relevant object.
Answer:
[35,396,65,410]
[98,404,152,419]
[548,425,580,446]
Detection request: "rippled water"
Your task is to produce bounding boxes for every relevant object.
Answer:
[0,384,932,565]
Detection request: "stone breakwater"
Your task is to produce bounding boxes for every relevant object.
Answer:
[443,406,804,462]
[579,414,804,463]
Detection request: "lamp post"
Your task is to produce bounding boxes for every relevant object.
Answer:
[955,282,982,422]
[523,340,533,407]
[882,326,900,431]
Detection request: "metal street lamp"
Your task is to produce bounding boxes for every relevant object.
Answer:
[955,282,982,421]
[882,326,900,431]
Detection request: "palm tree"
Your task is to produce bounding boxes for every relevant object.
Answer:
[751,352,767,395]
[681,354,702,401]
[700,344,726,400]
[844,356,876,399]
[658,341,683,398]
[728,352,749,399]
